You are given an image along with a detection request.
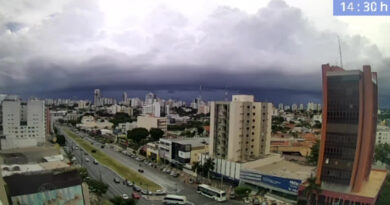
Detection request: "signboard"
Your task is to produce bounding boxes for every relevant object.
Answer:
[240,171,301,194]
[178,151,190,159]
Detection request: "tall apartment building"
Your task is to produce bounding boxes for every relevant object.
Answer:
[1,97,46,150]
[209,95,272,162]
[299,64,387,205]
[94,89,101,107]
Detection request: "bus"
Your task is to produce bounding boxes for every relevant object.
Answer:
[163,194,187,205]
[197,184,227,202]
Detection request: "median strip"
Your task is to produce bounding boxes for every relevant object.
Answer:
[64,127,161,192]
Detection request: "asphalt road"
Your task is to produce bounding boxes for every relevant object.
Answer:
[59,125,242,205]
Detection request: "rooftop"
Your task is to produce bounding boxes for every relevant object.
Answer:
[169,137,209,147]
[352,169,387,198]
[242,154,315,181]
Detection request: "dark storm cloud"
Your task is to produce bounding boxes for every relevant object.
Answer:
[0,0,389,105]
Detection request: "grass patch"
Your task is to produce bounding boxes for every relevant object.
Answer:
[64,127,161,191]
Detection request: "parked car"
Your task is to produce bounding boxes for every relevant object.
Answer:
[113,177,120,183]
[141,189,149,195]
[154,190,167,196]
[133,185,141,192]
[132,192,141,199]
[126,181,133,187]
[93,160,98,165]
[138,169,144,173]
[122,194,129,200]
[85,157,90,162]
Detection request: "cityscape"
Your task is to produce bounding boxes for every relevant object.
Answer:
[0,1,389,205]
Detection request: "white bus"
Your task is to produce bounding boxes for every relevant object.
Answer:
[163,194,187,205]
[197,184,227,202]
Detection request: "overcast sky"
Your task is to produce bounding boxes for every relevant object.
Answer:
[0,0,389,105]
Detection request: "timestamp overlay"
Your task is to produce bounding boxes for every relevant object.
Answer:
[334,0,390,15]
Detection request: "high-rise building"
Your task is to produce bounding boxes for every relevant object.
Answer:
[123,92,127,103]
[94,89,101,107]
[209,95,272,162]
[299,104,304,111]
[298,64,386,205]
[278,103,283,110]
[145,92,156,106]
[1,97,46,150]
[292,104,298,111]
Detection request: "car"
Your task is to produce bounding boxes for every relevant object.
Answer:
[165,169,171,174]
[85,158,90,162]
[113,177,120,183]
[132,192,141,199]
[230,191,236,199]
[172,172,179,177]
[126,181,133,187]
[141,189,148,195]
[138,169,144,173]
[100,145,105,149]
[133,185,141,192]
[122,194,129,200]
[71,157,76,162]
[91,149,97,153]
[93,160,98,164]
[148,162,153,166]
[154,190,167,196]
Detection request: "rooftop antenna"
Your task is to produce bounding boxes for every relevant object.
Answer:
[338,35,343,68]
[224,85,228,101]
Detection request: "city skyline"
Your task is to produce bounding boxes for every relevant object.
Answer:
[0,0,389,106]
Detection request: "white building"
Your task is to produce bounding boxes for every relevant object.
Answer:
[278,103,283,110]
[291,104,298,112]
[1,98,46,150]
[94,89,101,107]
[209,95,272,162]
[116,122,137,134]
[142,102,161,117]
[376,125,390,145]
[299,104,304,111]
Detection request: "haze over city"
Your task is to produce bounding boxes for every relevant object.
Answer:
[0,0,389,105]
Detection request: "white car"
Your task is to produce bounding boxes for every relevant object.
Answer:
[85,158,90,162]
[122,194,129,199]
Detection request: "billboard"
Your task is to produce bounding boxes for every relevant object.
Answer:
[240,170,301,194]
[11,185,84,205]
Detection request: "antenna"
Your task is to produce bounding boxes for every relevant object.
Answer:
[224,85,228,101]
[337,35,343,68]
[199,85,202,100]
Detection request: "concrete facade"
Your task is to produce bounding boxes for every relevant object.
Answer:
[1,99,46,150]
[210,95,272,162]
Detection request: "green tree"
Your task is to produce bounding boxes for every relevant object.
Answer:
[56,134,66,146]
[306,140,320,165]
[302,177,321,205]
[234,186,252,199]
[377,176,390,205]
[127,128,149,143]
[202,158,214,178]
[110,113,133,127]
[149,128,164,141]
[374,143,390,164]
[79,168,88,180]
[87,179,109,196]
[110,196,136,205]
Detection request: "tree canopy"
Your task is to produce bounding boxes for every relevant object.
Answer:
[127,128,149,142]
[375,143,390,164]
[149,128,164,141]
[306,140,320,165]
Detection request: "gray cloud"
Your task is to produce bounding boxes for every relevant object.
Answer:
[0,0,389,104]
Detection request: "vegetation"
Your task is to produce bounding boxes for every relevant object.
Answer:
[192,158,215,178]
[56,134,66,146]
[110,113,133,127]
[234,186,252,199]
[377,176,390,205]
[127,128,149,142]
[306,140,320,165]
[109,196,136,205]
[78,167,108,196]
[86,178,109,196]
[64,128,161,191]
[374,143,390,164]
[302,177,321,205]
[312,120,322,129]
[149,128,164,141]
